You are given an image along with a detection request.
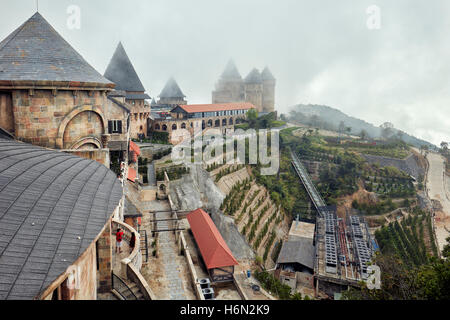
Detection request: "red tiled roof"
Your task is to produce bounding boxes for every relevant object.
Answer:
[129,140,141,156]
[127,167,137,182]
[187,208,238,270]
[177,102,255,113]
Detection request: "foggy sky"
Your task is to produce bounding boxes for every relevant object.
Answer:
[1,0,449,145]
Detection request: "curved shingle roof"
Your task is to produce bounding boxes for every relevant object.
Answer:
[0,13,113,87]
[0,138,123,300]
[104,42,147,93]
[159,77,186,98]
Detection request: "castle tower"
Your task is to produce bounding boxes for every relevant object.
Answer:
[261,67,276,112]
[212,60,244,104]
[104,42,150,103]
[158,77,187,109]
[244,68,263,112]
[104,42,151,138]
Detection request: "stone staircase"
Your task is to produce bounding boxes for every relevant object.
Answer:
[113,274,146,300]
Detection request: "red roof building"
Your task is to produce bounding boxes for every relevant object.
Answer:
[129,140,141,163]
[187,208,238,282]
[177,102,254,114]
[127,167,137,182]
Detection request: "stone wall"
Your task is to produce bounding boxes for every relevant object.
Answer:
[66,149,111,169]
[0,92,14,133]
[11,89,128,151]
[362,153,425,180]
[63,110,103,148]
[168,164,255,260]
[244,83,263,112]
[151,114,246,144]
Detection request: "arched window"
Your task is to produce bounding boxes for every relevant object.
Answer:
[181,123,186,129]
[155,124,160,130]
[222,118,227,126]
[172,124,177,130]
[229,118,233,125]
[207,119,213,127]
[162,124,167,131]
[215,119,220,127]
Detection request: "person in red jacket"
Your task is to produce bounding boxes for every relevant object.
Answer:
[116,228,124,253]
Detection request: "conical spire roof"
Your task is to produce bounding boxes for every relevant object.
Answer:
[220,59,242,80]
[159,77,186,98]
[245,68,262,83]
[104,42,146,92]
[261,66,275,81]
[0,12,112,86]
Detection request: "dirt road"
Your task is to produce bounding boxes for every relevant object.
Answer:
[426,152,450,252]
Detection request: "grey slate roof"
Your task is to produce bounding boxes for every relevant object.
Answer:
[124,197,142,218]
[125,93,151,100]
[220,60,242,80]
[0,138,123,300]
[159,77,186,98]
[261,67,275,81]
[0,12,113,86]
[104,42,146,93]
[245,68,262,83]
[276,239,315,270]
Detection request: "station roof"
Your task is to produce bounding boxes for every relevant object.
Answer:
[173,102,254,114]
[276,239,315,270]
[0,138,123,300]
[0,12,113,88]
[288,221,315,241]
[187,208,238,270]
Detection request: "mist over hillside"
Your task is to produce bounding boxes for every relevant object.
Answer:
[286,104,436,149]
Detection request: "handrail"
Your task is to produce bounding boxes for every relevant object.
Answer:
[111,271,138,300]
[290,151,327,216]
[140,229,149,263]
[112,219,142,270]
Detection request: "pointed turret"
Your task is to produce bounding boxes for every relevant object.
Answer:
[220,59,242,80]
[159,77,186,98]
[261,66,276,81]
[0,12,112,87]
[104,42,150,99]
[244,68,262,83]
[157,77,187,108]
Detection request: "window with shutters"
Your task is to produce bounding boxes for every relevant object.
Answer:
[108,120,122,134]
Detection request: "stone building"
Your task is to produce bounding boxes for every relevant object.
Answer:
[150,102,252,144]
[212,60,276,113]
[0,13,130,168]
[104,42,151,139]
[0,137,123,299]
[155,77,187,109]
